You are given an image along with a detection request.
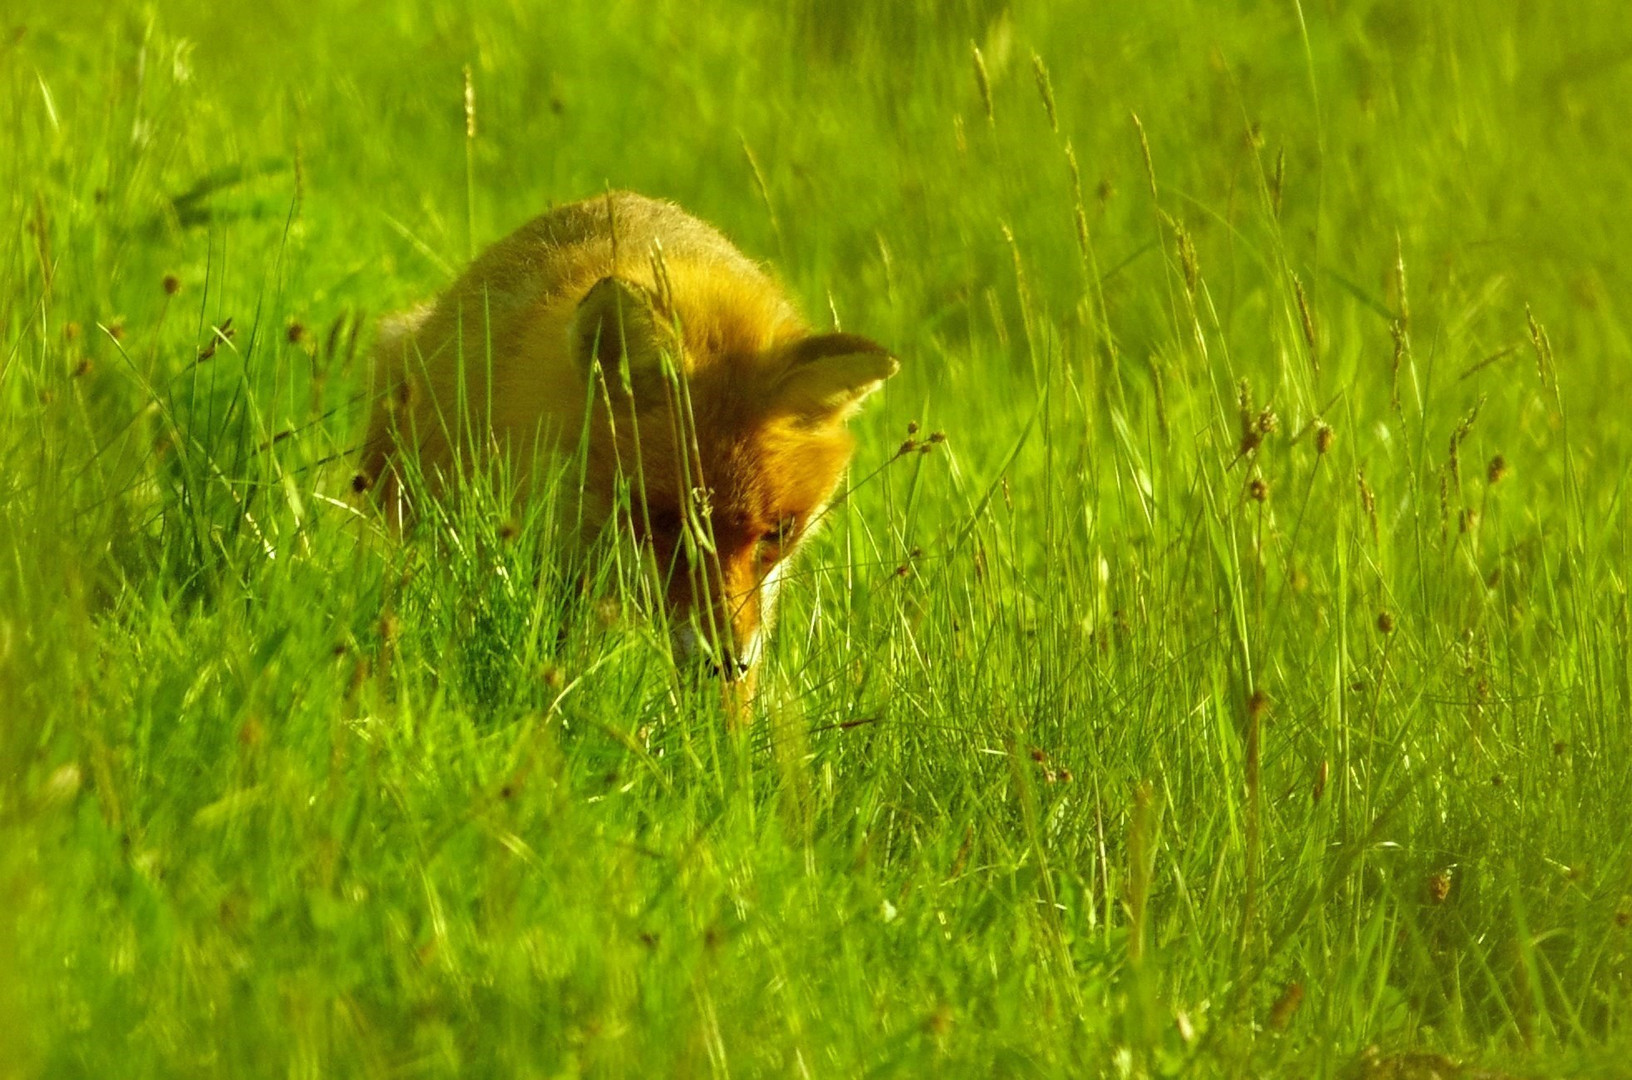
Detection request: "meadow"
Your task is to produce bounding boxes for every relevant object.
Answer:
[3,1,1631,1075]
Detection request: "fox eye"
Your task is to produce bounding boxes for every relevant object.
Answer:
[758,516,799,552]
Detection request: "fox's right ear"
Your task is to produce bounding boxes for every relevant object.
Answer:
[569,276,679,402]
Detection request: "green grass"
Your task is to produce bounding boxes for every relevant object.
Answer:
[4,1,1632,1075]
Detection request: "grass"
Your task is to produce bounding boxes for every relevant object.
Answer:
[4,0,1632,1075]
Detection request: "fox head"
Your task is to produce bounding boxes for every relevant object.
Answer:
[569,273,897,679]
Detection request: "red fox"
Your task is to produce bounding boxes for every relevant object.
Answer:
[358,191,897,684]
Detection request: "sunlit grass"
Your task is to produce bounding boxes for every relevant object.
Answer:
[3,1,1631,1076]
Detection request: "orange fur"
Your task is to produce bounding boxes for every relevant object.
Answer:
[360,192,897,684]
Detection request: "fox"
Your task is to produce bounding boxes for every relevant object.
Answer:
[357,190,898,688]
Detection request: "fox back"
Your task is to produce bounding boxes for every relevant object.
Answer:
[359,191,897,677]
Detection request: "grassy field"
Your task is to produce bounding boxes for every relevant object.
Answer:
[4,0,1632,1075]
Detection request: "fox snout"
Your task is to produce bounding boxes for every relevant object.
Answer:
[663,539,782,683]
[671,623,757,682]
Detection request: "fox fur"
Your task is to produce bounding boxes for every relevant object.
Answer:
[358,191,897,683]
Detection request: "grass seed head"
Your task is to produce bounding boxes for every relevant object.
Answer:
[347,657,369,697]
[1267,982,1304,1030]
[1447,395,1485,485]
[1526,304,1554,385]
[1247,689,1270,720]
[1176,224,1198,296]
[1358,469,1378,540]
[463,64,476,139]
[1377,610,1395,635]
[1438,471,1451,538]
[1393,232,1410,330]
[1132,112,1158,202]
[1031,53,1057,132]
[1294,275,1318,370]
[1270,147,1286,216]
[41,763,82,808]
[1237,380,1262,456]
[1487,454,1509,484]
[971,42,994,125]
[1389,320,1409,413]
[1315,422,1334,455]
[162,273,181,295]
[1249,477,1269,503]
[1064,141,1082,194]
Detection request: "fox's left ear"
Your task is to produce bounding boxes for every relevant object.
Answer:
[569,276,679,405]
[775,332,899,423]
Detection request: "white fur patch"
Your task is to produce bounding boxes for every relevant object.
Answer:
[668,552,794,675]
[758,557,790,638]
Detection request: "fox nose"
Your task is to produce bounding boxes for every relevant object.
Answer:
[671,626,754,681]
[708,654,753,682]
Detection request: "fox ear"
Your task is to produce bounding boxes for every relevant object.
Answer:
[569,276,679,402]
[775,332,898,422]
